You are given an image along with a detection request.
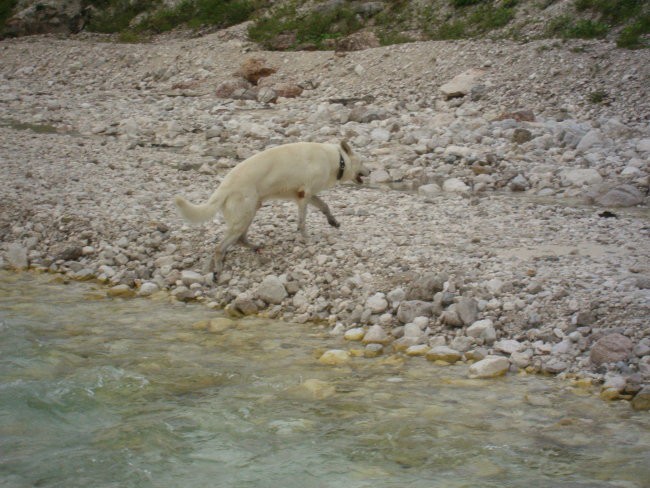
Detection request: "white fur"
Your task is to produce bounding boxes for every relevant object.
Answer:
[175,141,369,274]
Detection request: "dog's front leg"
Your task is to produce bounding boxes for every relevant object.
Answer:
[309,195,340,228]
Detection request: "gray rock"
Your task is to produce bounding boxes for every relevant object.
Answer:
[440,68,485,99]
[138,282,159,296]
[406,272,447,301]
[542,358,568,374]
[348,106,388,123]
[181,270,204,286]
[560,168,602,187]
[396,300,434,323]
[576,129,602,152]
[595,185,643,207]
[231,295,259,316]
[512,129,533,144]
[590,333,633,366]
[362,324,392,345]
[5,243,28,269]
[440,308,463,327]
[257,87,278,104]
[509,174,529,191]
[256,275,288,305]
[631,386,650,411]
[456,297,479,325]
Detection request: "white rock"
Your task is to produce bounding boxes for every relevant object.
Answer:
[494,339,524,355]
[256,275,287,304]
[468,355,510,378]
[181,270,204,286]
[370,169,391,184]
[439,68,485,99]
[466,319,496,343]
[636,138,650,153]
[366,293,389,314]
[443,178,470,193]
[370,128,391,142]
[418,183,442,198]
[560,168,602,187]
[138,282,159,296]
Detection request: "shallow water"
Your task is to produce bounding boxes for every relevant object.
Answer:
[1,272,648,488]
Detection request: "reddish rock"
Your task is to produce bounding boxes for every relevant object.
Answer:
[274,83,303,98]
[590,333,633,366]
[215,78,252,98]
[236,58,277,85]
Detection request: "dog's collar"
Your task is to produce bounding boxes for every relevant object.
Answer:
[337,152,345,180]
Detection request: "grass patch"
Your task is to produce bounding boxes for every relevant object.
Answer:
[451,0,488,7]
[566,19,609,38]
[469,6,515,31]
[435,21,468,39]
[616,14,650,48]
[546,15,609,38]
[85,0,257,35]
[84,0,159,33]
[249,1,362,49]
[588,90,608,103]
[575,0,644,24]
[0,0,17,28]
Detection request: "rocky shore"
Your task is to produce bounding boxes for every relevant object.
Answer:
[1,29,649,408]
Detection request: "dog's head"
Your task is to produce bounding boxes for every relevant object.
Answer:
[340,140,370,184]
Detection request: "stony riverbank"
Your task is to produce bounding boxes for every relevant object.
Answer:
[0,30,649,407]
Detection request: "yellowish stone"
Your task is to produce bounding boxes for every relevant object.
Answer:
[344,327,365,341]
[318,349,351,365]
[208,317,236,333]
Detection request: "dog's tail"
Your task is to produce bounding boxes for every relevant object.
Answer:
[174,190,224,224]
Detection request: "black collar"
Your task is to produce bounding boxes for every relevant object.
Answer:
[337,152,345,180]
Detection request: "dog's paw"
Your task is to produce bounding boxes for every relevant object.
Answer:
[328,218,340,228]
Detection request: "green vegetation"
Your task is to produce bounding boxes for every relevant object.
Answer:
[85,0,257,36]
[1,0,646,49]
[616,15,650,48]
[248,1,362,49]
[84,0,159,33]
[0,0,17,27]
[588,89,608,103]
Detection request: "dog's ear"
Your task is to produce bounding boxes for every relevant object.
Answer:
[340,140,352,156]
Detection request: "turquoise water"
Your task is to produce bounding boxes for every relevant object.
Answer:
[0,272,648,488]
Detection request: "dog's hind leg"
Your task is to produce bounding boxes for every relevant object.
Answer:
[309,195,340,228]
[208,193,257,274]
[296,197,308,238]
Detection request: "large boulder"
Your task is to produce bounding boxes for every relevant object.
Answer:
[236,58,276,85]
[439,68,486,99]
[595,185,644,208]
[590,333,633,366]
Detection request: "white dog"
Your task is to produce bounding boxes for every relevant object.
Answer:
[174,140,370,273]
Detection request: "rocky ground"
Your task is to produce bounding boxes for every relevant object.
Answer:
[1,28,649,407]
